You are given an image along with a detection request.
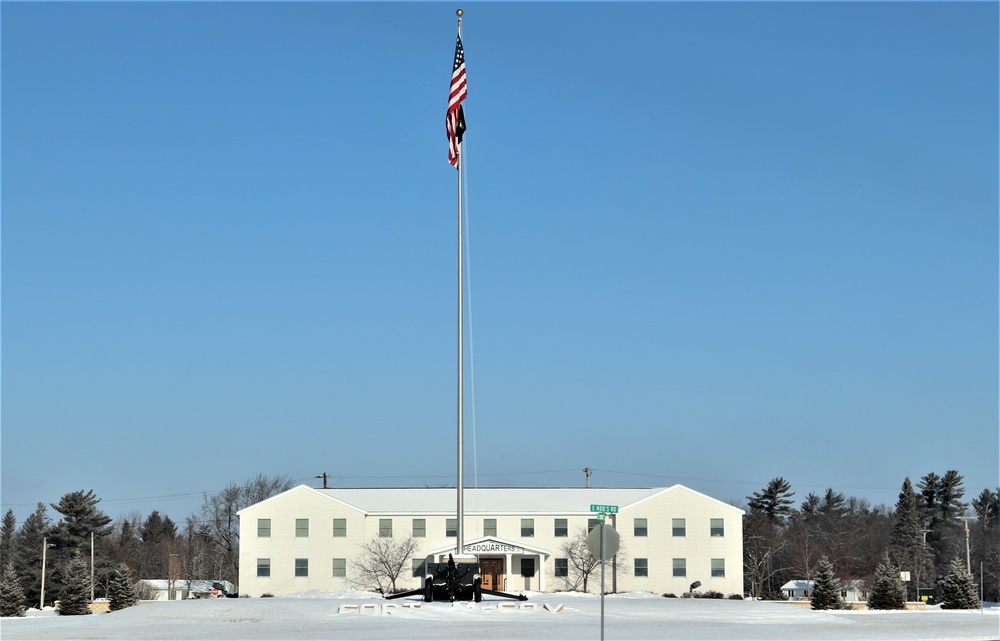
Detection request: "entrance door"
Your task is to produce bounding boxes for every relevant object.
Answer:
[479,558,504,591]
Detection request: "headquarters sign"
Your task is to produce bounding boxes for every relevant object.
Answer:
[463,540,523,554]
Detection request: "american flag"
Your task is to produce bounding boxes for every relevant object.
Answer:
[446,31,467,167]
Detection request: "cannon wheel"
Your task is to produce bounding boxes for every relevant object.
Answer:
[473,576,482,603]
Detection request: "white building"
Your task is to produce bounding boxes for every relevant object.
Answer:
[237,484,744,598]
[137,579,234,600]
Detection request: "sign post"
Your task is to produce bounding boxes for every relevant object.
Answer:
[588,506,620,641]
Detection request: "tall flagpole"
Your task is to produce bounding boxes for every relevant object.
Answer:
[454,8,465,557]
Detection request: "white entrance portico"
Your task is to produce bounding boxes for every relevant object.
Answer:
[427,537,551,592]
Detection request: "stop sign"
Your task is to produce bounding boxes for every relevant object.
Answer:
[587,523,620,560]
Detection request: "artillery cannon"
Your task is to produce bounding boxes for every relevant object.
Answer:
[385,554,527,603]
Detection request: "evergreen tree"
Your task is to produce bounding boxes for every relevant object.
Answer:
[12,502,51,608]
[48,490,113,551]
[889,477,933,600]
[107,564,138,611]
[747,477,796,521]
[139,510,178,578]
[938,557,979,609]
[810,556,843,610]
[47,490,113,603]
[0,562,26,617]
[1,509,16,567]
[917,471,967,573]
[867,553,906,610]
[971,488,1000,602]
[57,554,91,615]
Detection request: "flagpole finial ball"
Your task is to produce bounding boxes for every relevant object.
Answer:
[456,9,463,17]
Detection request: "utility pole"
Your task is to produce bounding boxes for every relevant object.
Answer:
[91,532,95,602]
[583,467,592,488]
[40,537,48,609]
[957,516,974,573]
[315,472,331,489]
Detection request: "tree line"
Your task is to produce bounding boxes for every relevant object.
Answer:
[743,470,999,603]
[1,469,997,613]
[0,473,293,613]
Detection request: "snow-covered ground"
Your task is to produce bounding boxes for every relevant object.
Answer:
[2,590,997,641]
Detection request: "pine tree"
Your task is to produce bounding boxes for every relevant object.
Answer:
[107,564,139,611]
[0,562,26,617]
[889,477,932,600]
[867,553,906,610]
[747,478,796,521]
[938,557,979,609]
[1,509,16,567]
[12,502,51,608]
[810,556,843,610]
[48,490,113,551]
[57,554,91,616]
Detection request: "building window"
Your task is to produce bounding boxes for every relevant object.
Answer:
[635,558,648,577]
[521,518,534,537]
[673,558,686,577]
[333,518,347,537]
[379,519,393,537]
[587,518,601,531]
[256,558,270,577]
[554,518,568,537]
[412,559,426,577]
[634,518,648,537]
[332,558,346,577]
[257,519,271,537]
[710,518,725,537]
[446,518,458,537]
[672,518,686,537]
[484,518,497,537]
[711,558,725,577]
[296,518,309,537]
[521,558,535,577]
[295,558,309,577]
[554,558,568,577]
[412,519,426,538]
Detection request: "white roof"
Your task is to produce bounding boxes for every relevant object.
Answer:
[139,579,233,592]
[781,580,815,590]
[300,485,741,515]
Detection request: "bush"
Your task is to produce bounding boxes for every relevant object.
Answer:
[261,593,274,598]
[662,593,677,598]
[695,590,725,599]
[761,590,788,601]
[727,593,744,600]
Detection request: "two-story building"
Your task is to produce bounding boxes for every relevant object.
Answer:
[237,484,743,597]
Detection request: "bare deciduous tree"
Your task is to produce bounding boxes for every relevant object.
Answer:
[349,535,420,594]
[560,526,628,593]
[198,473,293,592]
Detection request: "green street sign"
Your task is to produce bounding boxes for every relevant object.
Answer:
[590,504,618,514]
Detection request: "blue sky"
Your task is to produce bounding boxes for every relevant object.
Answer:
[2,2,997,525]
